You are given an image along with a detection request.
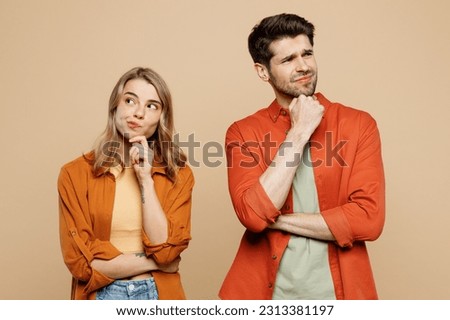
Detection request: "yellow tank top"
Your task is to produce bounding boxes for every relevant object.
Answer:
[109,166,144,254]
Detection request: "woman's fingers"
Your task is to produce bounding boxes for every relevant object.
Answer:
[131,142,145,161]
[129,136,153,167]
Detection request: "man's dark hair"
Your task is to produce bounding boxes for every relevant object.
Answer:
[248,13,315,68]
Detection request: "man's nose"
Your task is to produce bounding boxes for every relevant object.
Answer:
[295,58,309,73]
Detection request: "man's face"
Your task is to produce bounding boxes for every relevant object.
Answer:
[266,34,318,102]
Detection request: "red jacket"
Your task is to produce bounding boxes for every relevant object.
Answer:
[219,93,385,299]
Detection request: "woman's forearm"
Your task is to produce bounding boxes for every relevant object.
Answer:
[91,253,158,279]
[139,178,169,244]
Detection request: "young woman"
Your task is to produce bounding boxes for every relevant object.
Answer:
[58,67,194,300]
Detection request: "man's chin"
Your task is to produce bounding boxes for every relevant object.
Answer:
[294,89,316,97]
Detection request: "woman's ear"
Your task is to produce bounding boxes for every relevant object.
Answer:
[254,63,270,82]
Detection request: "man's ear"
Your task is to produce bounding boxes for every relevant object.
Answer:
[254,63,270,82]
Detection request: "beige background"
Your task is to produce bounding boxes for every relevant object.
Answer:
[1,0,449,299]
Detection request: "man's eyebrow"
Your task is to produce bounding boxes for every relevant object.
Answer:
[280,53,296,62]
[279,49,314,62]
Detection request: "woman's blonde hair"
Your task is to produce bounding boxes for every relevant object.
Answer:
[89,67,186,182]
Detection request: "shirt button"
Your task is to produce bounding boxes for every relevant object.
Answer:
[268,283,273,288]
[128,284,135,291]
[272,255,277,260]
[281,110,287,116]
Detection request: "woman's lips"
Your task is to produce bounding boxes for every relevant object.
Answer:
[127,121,141,129]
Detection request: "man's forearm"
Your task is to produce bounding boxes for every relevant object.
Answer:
[259,129,309,210]
[269,213,335,241]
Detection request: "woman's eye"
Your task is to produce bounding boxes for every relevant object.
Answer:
[147,104,158,110]
[125,98,135,105]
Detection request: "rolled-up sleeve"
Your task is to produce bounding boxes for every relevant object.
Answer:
[142,166,194,265]
[58,166,121,295]
[321,113,385,248]
[225,123,281,233]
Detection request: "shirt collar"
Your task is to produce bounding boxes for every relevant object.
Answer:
[267,99,287,123]
[267,92,329,122]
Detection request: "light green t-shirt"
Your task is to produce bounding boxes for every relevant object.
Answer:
[272,144,336,300]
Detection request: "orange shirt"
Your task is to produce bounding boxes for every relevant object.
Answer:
[58,152,194,299]
[219,93,385,299]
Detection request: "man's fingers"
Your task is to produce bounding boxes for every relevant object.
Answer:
[288,97,299,112]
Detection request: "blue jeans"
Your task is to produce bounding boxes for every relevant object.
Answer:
[96,278,158,300]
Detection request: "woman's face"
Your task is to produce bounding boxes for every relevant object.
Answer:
[114,78,163,140]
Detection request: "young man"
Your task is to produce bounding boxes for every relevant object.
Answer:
[219,13,385,299]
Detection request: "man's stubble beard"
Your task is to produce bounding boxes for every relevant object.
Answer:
[269,71,318,98]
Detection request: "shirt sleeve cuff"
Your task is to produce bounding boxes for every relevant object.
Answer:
[321,206,353,248]
[242,181,281,232]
